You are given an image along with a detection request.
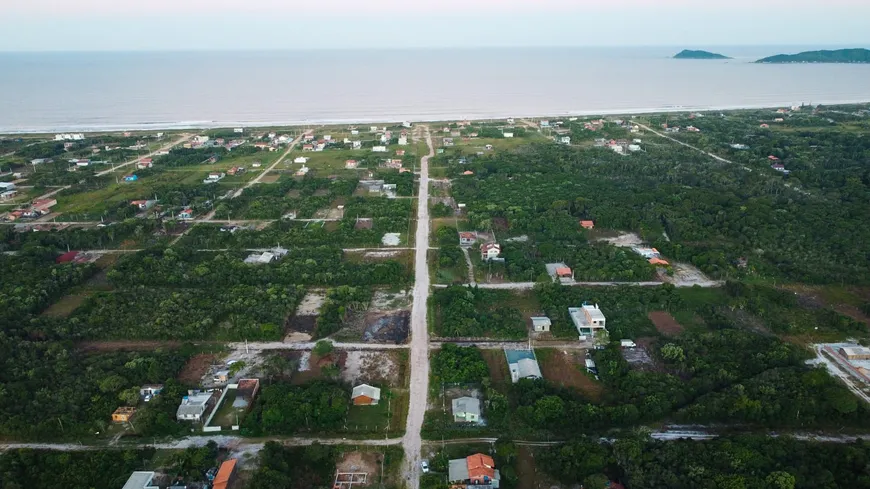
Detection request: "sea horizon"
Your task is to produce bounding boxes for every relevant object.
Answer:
[2,46,870,133]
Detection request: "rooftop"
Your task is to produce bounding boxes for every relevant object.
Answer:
[352,384,381,401]
[452,396,481,416]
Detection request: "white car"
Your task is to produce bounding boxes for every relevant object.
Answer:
[421,461,429,473]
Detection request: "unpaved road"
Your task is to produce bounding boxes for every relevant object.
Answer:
[433,280,721,289]
[95,134,191,177]
[403,125,434,489]
[232,131,307,198]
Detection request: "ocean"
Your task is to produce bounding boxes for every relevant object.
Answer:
[1,46,869,132]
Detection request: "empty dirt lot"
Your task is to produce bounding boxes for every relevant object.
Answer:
[537,349,603,401]
[648,311,684,336]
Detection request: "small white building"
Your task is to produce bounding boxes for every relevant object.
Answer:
[503,132,514,138]
[531,317,551,332]
[398,136,408,146]
[234,127,244,133]
[294,156,309,164]
[352,141,362,150]
[560,136,571,144]
[372,146,387,153]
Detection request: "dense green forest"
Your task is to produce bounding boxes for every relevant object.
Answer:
[248,442,339,489]
[241,382,349,436]
[449,128,870,284]
[432,286,526,338]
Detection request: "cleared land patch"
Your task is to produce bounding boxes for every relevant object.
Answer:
[648,311,684,336]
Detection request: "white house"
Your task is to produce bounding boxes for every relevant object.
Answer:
[372,146,387,153]
[234,127,244,133]
[352,141,362,150]
[481,242,501,261]
[294,156,309,164]
[452,397,481,423]
[175,391,215,422]
[503,132,514,138]
[398,136,408,146]
[568,304,607,340]
[560,136,571,144]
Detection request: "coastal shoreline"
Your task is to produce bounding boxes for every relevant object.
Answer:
[2,98,869,134]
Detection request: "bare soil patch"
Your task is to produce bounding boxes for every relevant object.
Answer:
[623,337,660,372]
[363,311,410,343]
[178,353,219,385]
[342,351,404,387]
[538,350,603,401]
[648,311,684,337]
[336,451,379,485]
[481,349,510,389]
[288,351,348,385]
[42,293,91,317]
[259,174,280,183]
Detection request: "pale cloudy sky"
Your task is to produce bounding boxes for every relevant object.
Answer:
[1,0,868,51]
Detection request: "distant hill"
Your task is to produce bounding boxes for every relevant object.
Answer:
[756,48,870,64]
[673,49,731,60]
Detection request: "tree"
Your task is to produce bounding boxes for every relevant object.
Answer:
[313,340,334,357]
[661,343,685,362]
[765,471,796,489]
[583,474,609,489]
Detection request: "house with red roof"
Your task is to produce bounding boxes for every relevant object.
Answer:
[580,220,594,230]
[448,453,500,488]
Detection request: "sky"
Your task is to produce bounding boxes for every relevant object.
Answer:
[1,0,869,51]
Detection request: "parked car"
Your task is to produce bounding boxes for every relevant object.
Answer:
[421,461,429,473]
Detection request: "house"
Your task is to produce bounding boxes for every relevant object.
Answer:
[234,127,244,133]
[530,317,551,332]
[485,144,493,150]
[226,166,245,176]
[621,339,637,348]
[130,200,155,210]
[294,156,309,164]
[449,453,500,488]
[252,161,262,168]
[459,232,477,246]
[840,346,870,361]
[31,158,49,165]
[123,174,138,182]
[505,349,542,383]
[213,370,231,383]
[372,146,387,153]
[774,118,784,122]
[452,397,481,423]
[295,165,310,176]
[56,251,80,263]
[540,120,550,127]
[75,159,91,167]
[768,155,779,161]
[346,160,359,169]
[140,384,164,401]
[351,384,381,405]
[730,143,749,150]
[771,163,786,172]
[121,471,158,489]
[443,138,454,147]
[503,132,514,138]
[396,149,406,156]
[302,144,314,151]
[556,267,573,280]
[213,459,238,489]
[686,126,701,132]
[649,257,670,266]
[112,406,136,423]
[204,172,225,184]
[351,129,359,135]
[628,144,642,152]
[560,136,571,144]
[176,391,216,422]
[580,220,594,230]
[31,199,57,212]
[462,170,474,176]
[244,247,287,265]
[352,141,362,150]
[481,242,501,261]
[507,117,515,125]
[178,208,194,220]
[0,182,15,193]
[568,304,607,339]
[760,123,770,129]
[398,136,408,145]
[232,379,261,409]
